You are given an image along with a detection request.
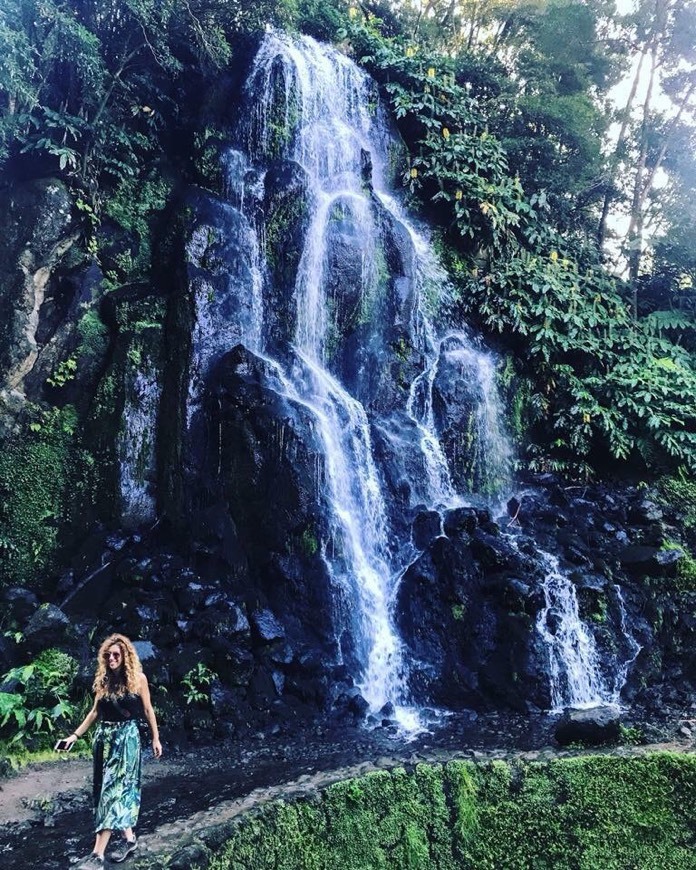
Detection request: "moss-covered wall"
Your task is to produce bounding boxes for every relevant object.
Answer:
[0,405,96,591]
[184,753,696,870]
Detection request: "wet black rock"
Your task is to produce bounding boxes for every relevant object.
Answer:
[23,603,73,652]
[469,528,518,571]
[1,586,39,621]
[628,499,664,524]
[262,160,311,350]
[443,506,480,538]
[252,609,285,643]
[554,706,622,746]
[412,510,441,550]
[654,547,684,568]
[348,692,370,718]
[619,545,683,574]
[210,345,343,669]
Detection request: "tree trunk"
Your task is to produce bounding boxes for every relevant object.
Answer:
[626,35,658,316]
[596,48,646,250]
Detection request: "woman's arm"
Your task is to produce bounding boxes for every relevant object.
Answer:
[139,672,162,758]
[56,697,98,750]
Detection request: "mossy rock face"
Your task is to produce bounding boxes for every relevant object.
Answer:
[210,344,341,657]
[0,404,97,592]
[247,55,302,162]
[431,336,511,497]
[87,285,166,528]
[322,192,419,415]
[176,754,696,870]
[262,160,311,351]
[0,178,75,386]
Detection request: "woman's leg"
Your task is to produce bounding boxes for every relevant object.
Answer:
[95,724,141,836]
[92,829,113,857]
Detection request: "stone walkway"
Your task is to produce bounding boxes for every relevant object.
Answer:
[0,714,692,870]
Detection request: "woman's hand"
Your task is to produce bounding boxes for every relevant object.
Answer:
[152,736,163,759]
[54,733,78,752]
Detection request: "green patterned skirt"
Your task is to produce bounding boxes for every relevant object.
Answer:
[92,720,142,832]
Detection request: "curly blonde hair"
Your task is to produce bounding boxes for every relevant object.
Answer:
[93,634,142,697]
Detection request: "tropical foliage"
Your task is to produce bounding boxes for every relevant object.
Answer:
[337,3,696,475]
[0,648,81,748]
[1,0,695,479]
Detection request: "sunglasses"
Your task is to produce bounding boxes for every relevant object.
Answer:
[105,651,122,660]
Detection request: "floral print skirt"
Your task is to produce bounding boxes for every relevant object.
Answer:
[92,720,141,832]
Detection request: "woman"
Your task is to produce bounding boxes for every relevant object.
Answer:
[58,634,162,867]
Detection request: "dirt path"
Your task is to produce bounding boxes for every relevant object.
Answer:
[1,715,692,870]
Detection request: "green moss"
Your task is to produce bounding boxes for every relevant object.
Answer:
[102,174,173,281]
[265,192,308,277]
[659,540,696,592]
[451,603,466,621]
[657,475,696,535]
[0,405,96,590]
[77,306,109,358]
[675,551,696,591]
[196,754,696,870]
[263,77,300,159]
[300,527,319,557]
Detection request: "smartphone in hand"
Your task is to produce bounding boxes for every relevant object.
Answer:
[54,739,72,752]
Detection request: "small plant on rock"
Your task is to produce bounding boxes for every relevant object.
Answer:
[181,663,217,707]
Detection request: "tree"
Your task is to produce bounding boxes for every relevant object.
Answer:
[596,0,696,316]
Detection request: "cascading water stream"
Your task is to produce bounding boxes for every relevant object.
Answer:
[534,551,642,710]
[205,30,641,725]
[243,32,420,723]
[118,364,160,527]
[405,322,460,511]
[611,584,643,701]
[536,551,610,710]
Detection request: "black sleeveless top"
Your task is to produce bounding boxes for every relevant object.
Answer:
[97,692,144,722]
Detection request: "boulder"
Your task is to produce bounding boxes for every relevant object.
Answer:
[555,706,622,746]
[252,609,285,643]
[1,586,39,621]
[443,506,481,538]
[24,603,73,652]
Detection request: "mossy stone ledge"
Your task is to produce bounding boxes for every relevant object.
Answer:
[131,752,696,870]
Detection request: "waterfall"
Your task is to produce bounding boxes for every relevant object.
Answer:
[241,32,418,722]
[204,31,634,725]
[290,351,405,711]
[383,186,513,509]
[407,329,513,509]
[118,363,160,528]
[207,31,517,724]
[534,551,640,711]
[612,585,642,700]
[536,552,610,710]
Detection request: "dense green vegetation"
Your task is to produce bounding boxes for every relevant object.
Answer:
[1,0,695,587]
[332,2,696,476]
[0,405,96,587]
[0,646,85,755]
[173,755,696,870]
[2,0,693,481]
